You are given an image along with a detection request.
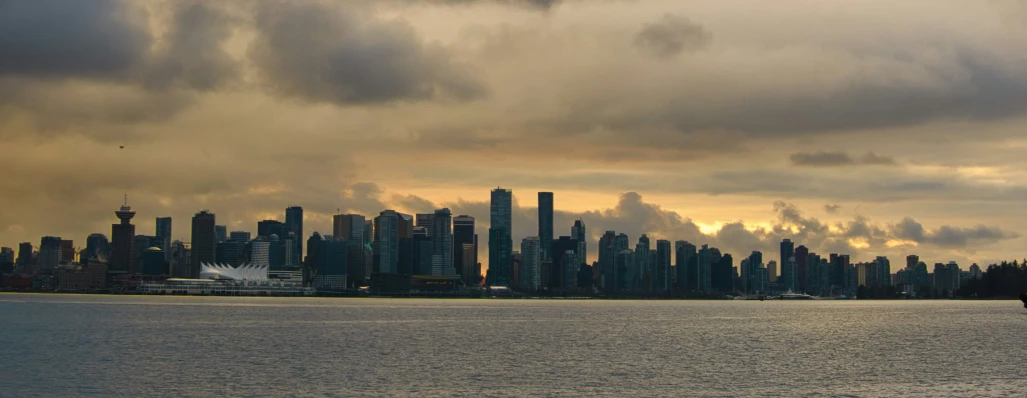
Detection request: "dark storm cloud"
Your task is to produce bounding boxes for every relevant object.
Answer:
[790,151,896,167]
[0,0,150,79]
[824,204,841,214]
[143,2,238,91]
[892,217,1017,249]
[634,13,711,58]
[249,1,487,105]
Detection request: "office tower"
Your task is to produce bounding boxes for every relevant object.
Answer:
[632,235,650,291]
[460,243,476,285]
[155,217,172,260]
[779,239,794,275]
[698,245,714,292]
[268,234,285,267]
[305,233,325,283]
[0,247,14,273]
[333,214,365,242]
[487,188,513,286]
[215,225,227,244]
[57,240,74,264]
[906,255,919,270]
[84,234,110,262]
[374,210,400,274]
[794,245,809,292]
[431,208,454,276]
[552,236,579,290]
[875,256,892,287]
[257,220,286,239]
[190,210,216,277]
[409,227,433,275]
[520,237,541,290]
[675,241,697,291]
[713,253,733,293]
[398,213,414,240]
[249,238,270,267]
[16,242,32,269]
[571,219,586,271]
[742,251,763,294]
[111,200,137,274]
[615,249,634,293]
[453,215,476,281]
[39,236,62,271]
[315,238,347,289]
[538,192,553,261]
[140,247,165,275]
[655,240,671,294]
[415,213,434,236]
[767,260,778,283]
[216,241,243,266]
[598,231,617,292]
[133,235,161,272]
[285,206,303,266]
[228,231,250,243]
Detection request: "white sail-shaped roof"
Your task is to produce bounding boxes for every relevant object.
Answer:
[199,263,269,282]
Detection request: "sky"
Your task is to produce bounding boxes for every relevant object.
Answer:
[2,0,1027,273]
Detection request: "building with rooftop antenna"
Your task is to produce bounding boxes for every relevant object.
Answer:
[110,195,136,274]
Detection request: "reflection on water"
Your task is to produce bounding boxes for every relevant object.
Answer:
[0,295,1023,397]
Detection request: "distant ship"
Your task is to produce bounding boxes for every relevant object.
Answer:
[778,290,814,300]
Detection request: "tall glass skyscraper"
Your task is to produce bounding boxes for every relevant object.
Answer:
[487,188,513,286]
[374,210,399,274]
[431,208,454,276]
[190,210,216,278]
[156,217,172,260]
[571,219,586,272]
[538,192,553,261]
[285,206,303,266]
[453,215,476,283]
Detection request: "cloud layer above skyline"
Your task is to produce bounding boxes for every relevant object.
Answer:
[2,0,1026,270]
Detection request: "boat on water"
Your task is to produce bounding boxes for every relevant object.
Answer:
[778,290,814,300]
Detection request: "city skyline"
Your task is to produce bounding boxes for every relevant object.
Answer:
[0,187,1014,279]
[1,1,1025,274]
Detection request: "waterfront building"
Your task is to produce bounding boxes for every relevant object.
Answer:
[85,233,110,262]
[39,236,62,271]
[141,247,166,275]
[520,237,541,291]
[431,208,454,276]
[285,206,303,266]
[257,220,285,239]
[315,238,347,290]
[229,231,251,243]
[215,225,227,244]
[156,217,172,260]
[190,210,216,278]
[675,241,696,291]
[111,200,137,274]
[655,240,671,294]
[453,215,476,282]
[487,188,513,286]
[538,192,553,261]
[552,236,579,290]
[571,219,586,271]
[16,242,32,269]
[374,210,400,274]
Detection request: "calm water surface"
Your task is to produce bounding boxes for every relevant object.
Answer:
[0,295,1023,397]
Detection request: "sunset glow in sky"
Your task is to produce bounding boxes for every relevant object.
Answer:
[3,0,1027,272]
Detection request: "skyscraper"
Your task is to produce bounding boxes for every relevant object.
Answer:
[155,217,172,260]
[190,210,216,277]
[453,215,476,282]
[215,225,227,244]
[655,239,671,294]
[599,231,618,292]
[84,233,110,262]
[373,210,400,274]
[16,242,32,269]
[39,236,62,271]
[795,245,809,292]
[675,241,697,291]
[780,239,797,292]
[285,206,304,266]
[487,188,513,286]
[698,245,714,292]
[520,237,541,291]
[415,213,434,236]
[333,214,366,242]
[316,238,348,289]
[571,219,586,271]
[257,220,286,239]
[538,192,553,261]
[431,208,454,276]
[229,231,251,243]
[633,235,651,291]
[551,236,579,290]
[111,200,136,274]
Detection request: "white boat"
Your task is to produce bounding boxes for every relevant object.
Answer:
[778,290,814,300]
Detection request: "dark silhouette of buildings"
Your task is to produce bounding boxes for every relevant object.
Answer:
[110,200,136,274]
[487,188,512,286]
[538,192,553,261]
[190,210,216,278]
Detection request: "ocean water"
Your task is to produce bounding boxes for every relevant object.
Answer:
[0,295,1023,397]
